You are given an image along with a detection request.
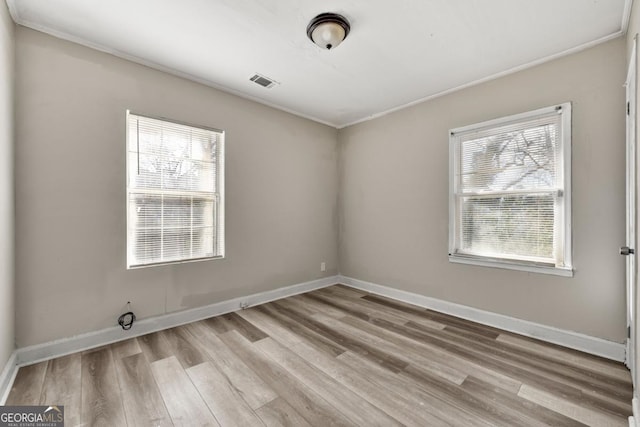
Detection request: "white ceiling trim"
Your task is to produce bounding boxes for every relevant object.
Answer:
[338,31,625,129]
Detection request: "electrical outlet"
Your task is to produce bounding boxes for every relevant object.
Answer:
[321,262,326,272]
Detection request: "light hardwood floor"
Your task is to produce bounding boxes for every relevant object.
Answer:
[5,284,633,426]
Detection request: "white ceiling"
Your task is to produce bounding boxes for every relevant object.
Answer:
[6,0,632,128]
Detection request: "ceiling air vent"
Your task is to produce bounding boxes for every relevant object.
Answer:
[250,73,278,89]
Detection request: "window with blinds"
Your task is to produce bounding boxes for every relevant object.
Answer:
[126,112,225,268]
[448,103,572,276]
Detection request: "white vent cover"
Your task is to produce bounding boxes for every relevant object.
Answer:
[250,73,278,88]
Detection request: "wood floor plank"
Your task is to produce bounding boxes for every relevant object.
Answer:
[255,337,404,427]
[159,326,208,369]
[115,353,173,427]
[218,329,354,426]
[240,305,449,426]
[137,331,173,364]
[518,384,628,427]
[235,306,307,348]
[270,301,409,373]
[312,287,448,330]
[311,309,469,385]
[255,397,313,427]
[204,314,234,334]
[581,388,633,416]
[39,353,82,426]
[405,319,633,404]
[372,316,631,417]
[318,284,368,299]
[336,308,523,393]
[348,314,531,393]
[441,323,631,396]
[362,293,503,338]
[150,356,219,426]
[223,312,269,342]
[5,361,48,405]
[337,350,492,427]
[110,338,142,361]
[253,303,347,357]
[496,333,632,383]
[306,289,417,325]
[312,285,445,328]
[187,361,265,427]
[288,293,349,319]
[460,376,586,427]
[81,347,127,427]
[203,311,268,342]
[402,363,543,427]
[285,340,451,427]
[185,321,278,410]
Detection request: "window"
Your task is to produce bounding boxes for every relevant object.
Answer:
[126,112,225,268]
[449,103,572,276]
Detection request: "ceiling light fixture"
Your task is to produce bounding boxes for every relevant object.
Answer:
[306,13,350,50]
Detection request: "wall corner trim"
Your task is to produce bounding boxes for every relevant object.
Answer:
[338,275,626,362]
[12,275,339,369]
[0,351,18,405]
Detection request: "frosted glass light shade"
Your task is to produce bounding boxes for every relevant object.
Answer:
[307,13,350,50]
[311,22,346,50]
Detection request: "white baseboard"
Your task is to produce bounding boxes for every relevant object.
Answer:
[0,351,18,405]
[14,275,340,367]
[339,275,626,362]
[630,397,639,427]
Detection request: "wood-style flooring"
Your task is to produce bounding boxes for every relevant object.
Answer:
[5,284,633,426]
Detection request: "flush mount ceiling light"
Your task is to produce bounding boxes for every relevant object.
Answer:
[306,13,350,50]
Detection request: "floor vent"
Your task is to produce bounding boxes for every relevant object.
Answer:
[250,73,278,88]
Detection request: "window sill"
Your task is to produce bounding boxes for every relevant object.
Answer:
[448,254,573,277]
[127,254,225,270]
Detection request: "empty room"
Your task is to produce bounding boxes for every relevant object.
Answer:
[1,0,640,426]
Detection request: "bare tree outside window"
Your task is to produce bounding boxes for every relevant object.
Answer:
[449,104,572,275]
[126,112,225,268]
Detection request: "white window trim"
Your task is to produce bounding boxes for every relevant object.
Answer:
[448,103,573,277]
[126,110,226,269]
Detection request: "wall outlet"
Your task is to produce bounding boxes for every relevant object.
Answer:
[321,262,326,272]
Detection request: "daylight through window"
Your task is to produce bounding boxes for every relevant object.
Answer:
[126,112,225,268]
[449,103,572,276]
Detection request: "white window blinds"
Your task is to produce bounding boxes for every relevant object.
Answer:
[449,104,572,275]
[126,112,225,268]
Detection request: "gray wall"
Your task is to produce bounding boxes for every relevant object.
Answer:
[0,1,14,369]
[15,27,339,347]
[339,37,627,342]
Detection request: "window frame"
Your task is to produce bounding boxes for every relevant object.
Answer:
[448,103,573,277]
[126,110,225,269]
